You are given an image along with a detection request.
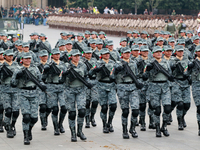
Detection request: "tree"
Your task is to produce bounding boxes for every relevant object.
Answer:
[132,0,144,15]
[148,0,162,12]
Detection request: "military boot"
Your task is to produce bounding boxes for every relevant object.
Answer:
[122,124,129,139]
[28,125,33,140]
[102,120,109,133]
[40,116,47,131]
[129,121,138,138]
[177,117,184,130]
[53,121,60,135]
[167,114,172,125]
[140,117,146,131]
[182,116,187,128]
[155,123,162,137]
[136,118,139,126]
[23,130,30,145]
[11,121,16,136]
[0,120,4,132]
[77,124,87,140]
[6,124,14,138]
[198,121,200,136]
[70,126,77,142]
[58,113,65,133]
[160,121,170,136]
[90,113,97,127]
[149,115,156,129]
[85,115,90,128]
[107,123,114,132]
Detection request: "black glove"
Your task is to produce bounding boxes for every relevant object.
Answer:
[43,65,50,73]
[115,66,123,74]
[146,63,153,71]
[188,62,194,70]
[168,75,174,82]
[16,70,23,79]
[32,48,39,53]
[142,73,149,81]
[62,70,69,76]
[40,85,47,92]
[171,64,176,71]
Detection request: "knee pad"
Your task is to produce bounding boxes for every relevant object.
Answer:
[23,114,30,124]
[46,108,52,114]
[197,105,200,114]
[177,102,184,110]
[171,101,176,110]
[61,106,67,114]
[132,109,139,117]
[30,117,38,124]
[92,101,98,108]
[139,103,146,112]
[101,105,108,114]
[68,111,76,120]
[39,104,46,113]
[109,104,117,112]
[122,108,129,118]
[52,106,59,116]
[184,103,190,111]
[148,102,154,110]
[78,109,86,118]
[12,111,19,118]
[164,105,171,114]
[0,105,3,113]
[5,108,12,118]
[86,100,90,109]
[154,106,161,116]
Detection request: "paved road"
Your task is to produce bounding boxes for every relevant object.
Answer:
[0,25,199,150]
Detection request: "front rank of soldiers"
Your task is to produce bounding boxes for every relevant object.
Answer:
[0,27,200,146]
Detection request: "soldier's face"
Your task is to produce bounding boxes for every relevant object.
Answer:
[90,43,96,49]
[153,51,162,59]
[121,41,127,47]
[96,44,103,50]
[22,58,31,65]
[5,55,13,62]
[140,51,148,57]
[169,42,175,47]
[122,52,130,59]
[164,35,169,38]
[84,53,92,59]
[66,44,72,50]
[102,53,110,60]
[18,45,23,50]
[0,54,4,60]
[141,34,147,39]
[34,35,39,39]
[30,35,34,40]
[23,47,29,52]
[39,55,48,62]
[77,36,83,41]
[127,33,132,37]
[2,36,7,40]
[91,34,97,39]
[196,51,200,57]
[187,33,192,37]
[154,33,159,37]
[85,34,90,38]
[62,35,67,40]
[107,45,113,50]
[99,34,105,39]
[194,39,199,44]
[40,36,45,40]
[176,51,184,57]
[71,55,80,63]
[180,32,186,37]
[164,50,172,57]
[157,41,163,46]
[132,33,138,37]
[52,53,60,60]
[12,37,18,42]
[131,50,139,57]
[59,45,65,51]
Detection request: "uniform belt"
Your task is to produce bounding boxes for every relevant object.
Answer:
[99,80,113,83]
[50,82,62,84]
[21,86,36,90]
[121,81,134,84]
[152,81,167,83]
[175,78,186,81]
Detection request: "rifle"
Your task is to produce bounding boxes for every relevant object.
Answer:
[137,59,146,74]
[49,62,61,75]
[1,41,8,50]
[193,59,200,74]
[109,54,116,62]
[92,52,99,60]
[60,53,70,63]
[176,62,192,84]
[84,60,93,71]
[1,64,13,79]
[39,41,51,54]
[99,64,110,79]
[122,61,144,89]
[29,39,36,50]
[37,64,44,73]
[23,68,49,95]
[73,42,83,53]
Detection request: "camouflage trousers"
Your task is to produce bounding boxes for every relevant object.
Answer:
[171,82,191,117]
[19,89,39,130]
[192,81,200,121]
[67,86,86,128]
[147,82,171,124]
[117,83,139,125]
[2,86,19,125]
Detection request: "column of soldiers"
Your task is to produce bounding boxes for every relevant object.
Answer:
[0,28,200,146]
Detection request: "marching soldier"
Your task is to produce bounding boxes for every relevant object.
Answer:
[99,31,108,48]
[117,38,128,53]
[130,45,140,60]
[107,40,120,61]
[84,30,91,46]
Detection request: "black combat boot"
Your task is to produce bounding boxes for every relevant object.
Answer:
[102,120,109,133]
[23,130,30,145]
[160,121,170,136]
[90,113,97,127]
[182,116,187,128]
[149,115,156,129]
[77,124,87,140]
[70,126,77,142]
[129,121,138,138]
[155,123,162,137]
[6,124,14,138]
[140,117,146,131]
[40,116,47,131]
[0,120,4,132]
[53,121,60,135]
[85,115,90,128]
[107,123,114,132]
[122,124,129,139]
[177,117,184,130]
[198,121,200,136]
[11,121,16,136]
[58,113,65,133]
[28,125,33,140]
[167,114,172,125]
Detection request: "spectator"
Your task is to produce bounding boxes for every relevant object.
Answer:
[144,9,148,15]
[104,7,109,14]
[109,7,114,14]
[120,9,124,15]
[171,10,176,16]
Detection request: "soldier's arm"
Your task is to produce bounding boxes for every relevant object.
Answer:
[11,67,20,87]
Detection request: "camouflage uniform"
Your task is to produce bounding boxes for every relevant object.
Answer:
[89,48,117,133]
[1,50,20,138]
[107,40,120,61]
[170,45,191,130]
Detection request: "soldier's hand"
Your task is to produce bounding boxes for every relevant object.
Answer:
[188,62,194,70]
[146,63,153,71]
[168,75,174,82]
[44,65,50,72]
[115,66,123,74]
[16,70,24,79]
[41,85,47,92]
[170,64,176,71]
